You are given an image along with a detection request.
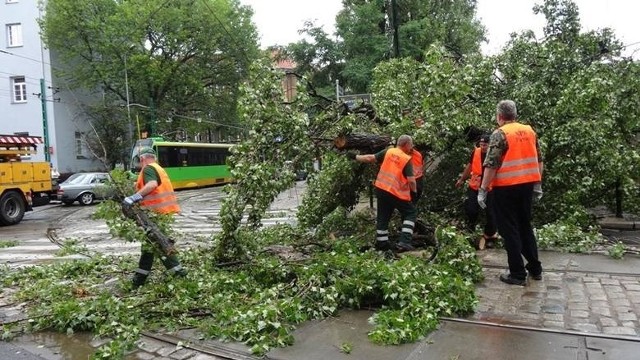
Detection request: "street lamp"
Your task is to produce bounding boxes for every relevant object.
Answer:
[125,103,153,141]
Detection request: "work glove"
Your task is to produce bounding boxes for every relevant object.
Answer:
[345,151,357,160]
[477,187,488,209]
[533,182,543,202]
[123,193,143,206]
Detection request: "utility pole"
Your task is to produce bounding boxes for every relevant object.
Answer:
[40,78,50,162]
[38,4,51,163]
[391,0,400,58]
[124,54,133,150]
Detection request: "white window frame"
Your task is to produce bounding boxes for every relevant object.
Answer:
[11,76,26,103]
[75,132,87,159]
[6,23,23,47]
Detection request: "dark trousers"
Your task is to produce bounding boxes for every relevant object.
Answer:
[492,183,542,280]
[413,177,424,205]
[137,250,183,272]
[375,188,417,244]
[464,188,497,236]
[132,249,185,285]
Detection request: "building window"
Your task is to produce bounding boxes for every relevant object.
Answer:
[11,76,26,103]
[75,132,87,159]
[6,23,22,47]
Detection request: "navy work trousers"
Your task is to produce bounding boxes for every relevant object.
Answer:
[491,183,542,280]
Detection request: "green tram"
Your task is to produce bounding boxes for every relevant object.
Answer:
[131,138,233,190]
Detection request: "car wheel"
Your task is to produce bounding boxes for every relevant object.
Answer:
[79,193,95,206]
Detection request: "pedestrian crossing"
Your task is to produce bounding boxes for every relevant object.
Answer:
[1,182,306,268]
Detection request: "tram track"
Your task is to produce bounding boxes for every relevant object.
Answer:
[45,204,87,247]
[440,317,640,343]
[481,262,640,278]
[139,331,263,360]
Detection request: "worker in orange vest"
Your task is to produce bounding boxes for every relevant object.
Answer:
[347,135,418,252]
[409,147,424,205]
[478,100,544,286]
[124,147,188,288]
[410,116,425,204]
[455,133,498,249]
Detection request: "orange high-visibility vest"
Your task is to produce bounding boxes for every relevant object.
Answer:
[469,147,484,191]
[493,122,541,187]
[136,163,181,214]
[410,150,424,179]
[374,147,412,201]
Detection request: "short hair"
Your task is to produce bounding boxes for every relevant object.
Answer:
[497,100,517,120]
[397,134,413,147]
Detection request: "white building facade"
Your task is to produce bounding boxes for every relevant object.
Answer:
[1,0,104,174]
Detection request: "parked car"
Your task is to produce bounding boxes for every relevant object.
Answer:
[57,172,115,206]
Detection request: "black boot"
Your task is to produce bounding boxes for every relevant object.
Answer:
[131,251,154,288]
[162,255,187,277]
[131,272,148,288]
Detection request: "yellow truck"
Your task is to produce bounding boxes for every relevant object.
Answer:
[0,134,53,226]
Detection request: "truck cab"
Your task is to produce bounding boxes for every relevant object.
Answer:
[0,134,53,225]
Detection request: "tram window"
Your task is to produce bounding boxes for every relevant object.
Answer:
[157,146,181,167]
[156,145,231,167]
[187,148,204,166]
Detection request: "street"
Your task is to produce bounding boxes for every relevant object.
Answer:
[1,184,302,268]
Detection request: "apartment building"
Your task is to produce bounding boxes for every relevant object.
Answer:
[1,0,103,173]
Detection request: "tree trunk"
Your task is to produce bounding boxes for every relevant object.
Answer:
[121,204,176,255]
[334,134,392,153]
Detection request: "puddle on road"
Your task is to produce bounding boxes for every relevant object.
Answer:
[14,331,96,359]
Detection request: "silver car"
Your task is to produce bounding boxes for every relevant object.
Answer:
[57,172,114,206]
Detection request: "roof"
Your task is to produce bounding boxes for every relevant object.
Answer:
[0,134,43,146]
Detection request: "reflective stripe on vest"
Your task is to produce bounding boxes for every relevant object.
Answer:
[410,150,424,179]
[493,123,541,187]
[374,148,412,201]
[136,163,181,214]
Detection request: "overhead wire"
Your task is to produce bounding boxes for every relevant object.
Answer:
[199,0,254,65]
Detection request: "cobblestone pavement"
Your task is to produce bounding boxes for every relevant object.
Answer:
[472,264,640,337]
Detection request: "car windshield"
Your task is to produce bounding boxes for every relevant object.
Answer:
[63,173,94,185]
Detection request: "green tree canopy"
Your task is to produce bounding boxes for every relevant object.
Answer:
[492,0,640,223]
[293,0,640,227]
[286,0,486,96]
[41,0,260,167]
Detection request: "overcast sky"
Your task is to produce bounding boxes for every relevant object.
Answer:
[239,0,640,58]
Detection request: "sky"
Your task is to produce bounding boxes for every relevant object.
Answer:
[239,0,640,58]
